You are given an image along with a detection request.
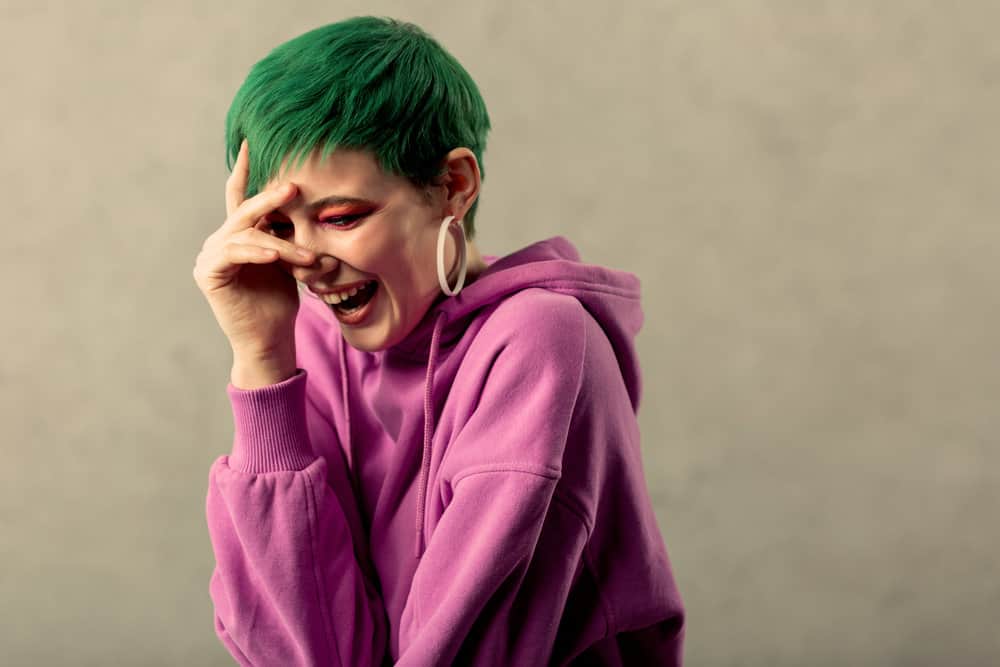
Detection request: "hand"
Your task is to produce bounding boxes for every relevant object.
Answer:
[192,139,317,358]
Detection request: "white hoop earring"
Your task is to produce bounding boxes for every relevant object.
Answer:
[436,215,467,296]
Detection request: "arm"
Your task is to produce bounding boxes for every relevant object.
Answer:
[398,471,590,666]
[205,369,388,666]
[396,294,593,666]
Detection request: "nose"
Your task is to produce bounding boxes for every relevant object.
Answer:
[289,251,340,285]
[279,221,334,278]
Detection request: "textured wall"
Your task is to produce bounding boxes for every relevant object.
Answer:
[2,1,998,665]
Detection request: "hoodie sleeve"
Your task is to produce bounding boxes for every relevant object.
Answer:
[205,369,389,667]
[396,293,594,666]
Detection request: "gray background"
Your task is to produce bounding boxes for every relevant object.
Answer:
[2,1,997,665]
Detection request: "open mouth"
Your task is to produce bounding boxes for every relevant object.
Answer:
[328,280,379,314]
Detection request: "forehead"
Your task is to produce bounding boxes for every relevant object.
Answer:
[267,146,421,213]
[269,147,381,189]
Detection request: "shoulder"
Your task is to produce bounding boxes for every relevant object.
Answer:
[470,288,635,412]
[481,287,589,341]
[440,290,593,478]
[474,288,590,367]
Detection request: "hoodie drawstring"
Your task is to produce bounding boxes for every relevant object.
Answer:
[339,333,353,477]
[415,311,446,558]
[337,311,446,561]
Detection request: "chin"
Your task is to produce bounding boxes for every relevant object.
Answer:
[341,330,389,353]
[339,303,424,353]
[341,321,407,353]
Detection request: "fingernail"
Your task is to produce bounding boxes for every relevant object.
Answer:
[296,249,313,258]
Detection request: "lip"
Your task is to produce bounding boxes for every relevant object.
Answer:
[309,278,376,296]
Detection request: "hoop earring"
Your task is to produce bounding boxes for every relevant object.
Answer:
[436,215,468,296]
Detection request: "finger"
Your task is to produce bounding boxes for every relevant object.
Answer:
[221,181,298,236]
[222,242,280,265]
[225,139,250,218]
[193,240,278,289]
[233,227,317,265]
[193,237,315,298]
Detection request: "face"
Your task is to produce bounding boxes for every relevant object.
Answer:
[261,148,459,352]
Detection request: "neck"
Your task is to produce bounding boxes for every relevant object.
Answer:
[461,238,488,284]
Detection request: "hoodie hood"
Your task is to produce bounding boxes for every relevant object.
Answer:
[330,236,644,557]
[387,236,644,409]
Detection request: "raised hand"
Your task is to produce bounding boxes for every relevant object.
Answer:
[192,139,317,363]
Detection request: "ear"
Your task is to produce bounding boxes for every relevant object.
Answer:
[435,147,480,221]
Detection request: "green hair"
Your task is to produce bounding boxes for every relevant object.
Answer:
[225,16,491,237]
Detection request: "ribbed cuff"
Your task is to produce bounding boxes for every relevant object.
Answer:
[226,369,316,473]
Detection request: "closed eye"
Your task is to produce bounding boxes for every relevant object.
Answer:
[319,214,366,228]
[264,214,365,236]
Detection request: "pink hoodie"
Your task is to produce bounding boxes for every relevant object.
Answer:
[205,236,685,665]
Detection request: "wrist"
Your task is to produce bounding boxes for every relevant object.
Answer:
[231,346,297,389]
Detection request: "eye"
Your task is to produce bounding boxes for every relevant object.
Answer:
[263,213,366,237]
[264,221,294,237]
[319,213,365,228]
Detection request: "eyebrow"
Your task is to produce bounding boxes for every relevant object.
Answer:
[304,194,377,211]
[273,194,378,217]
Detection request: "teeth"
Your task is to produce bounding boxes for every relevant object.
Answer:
[318,281,373,306]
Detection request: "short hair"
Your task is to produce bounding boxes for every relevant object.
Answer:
[225,16,492,237]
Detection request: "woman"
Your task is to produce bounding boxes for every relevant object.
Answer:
[193,16,684,666]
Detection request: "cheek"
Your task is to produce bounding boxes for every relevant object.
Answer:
[342,224,398,271]
[385,218,437,280]
[355,206,439,292]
